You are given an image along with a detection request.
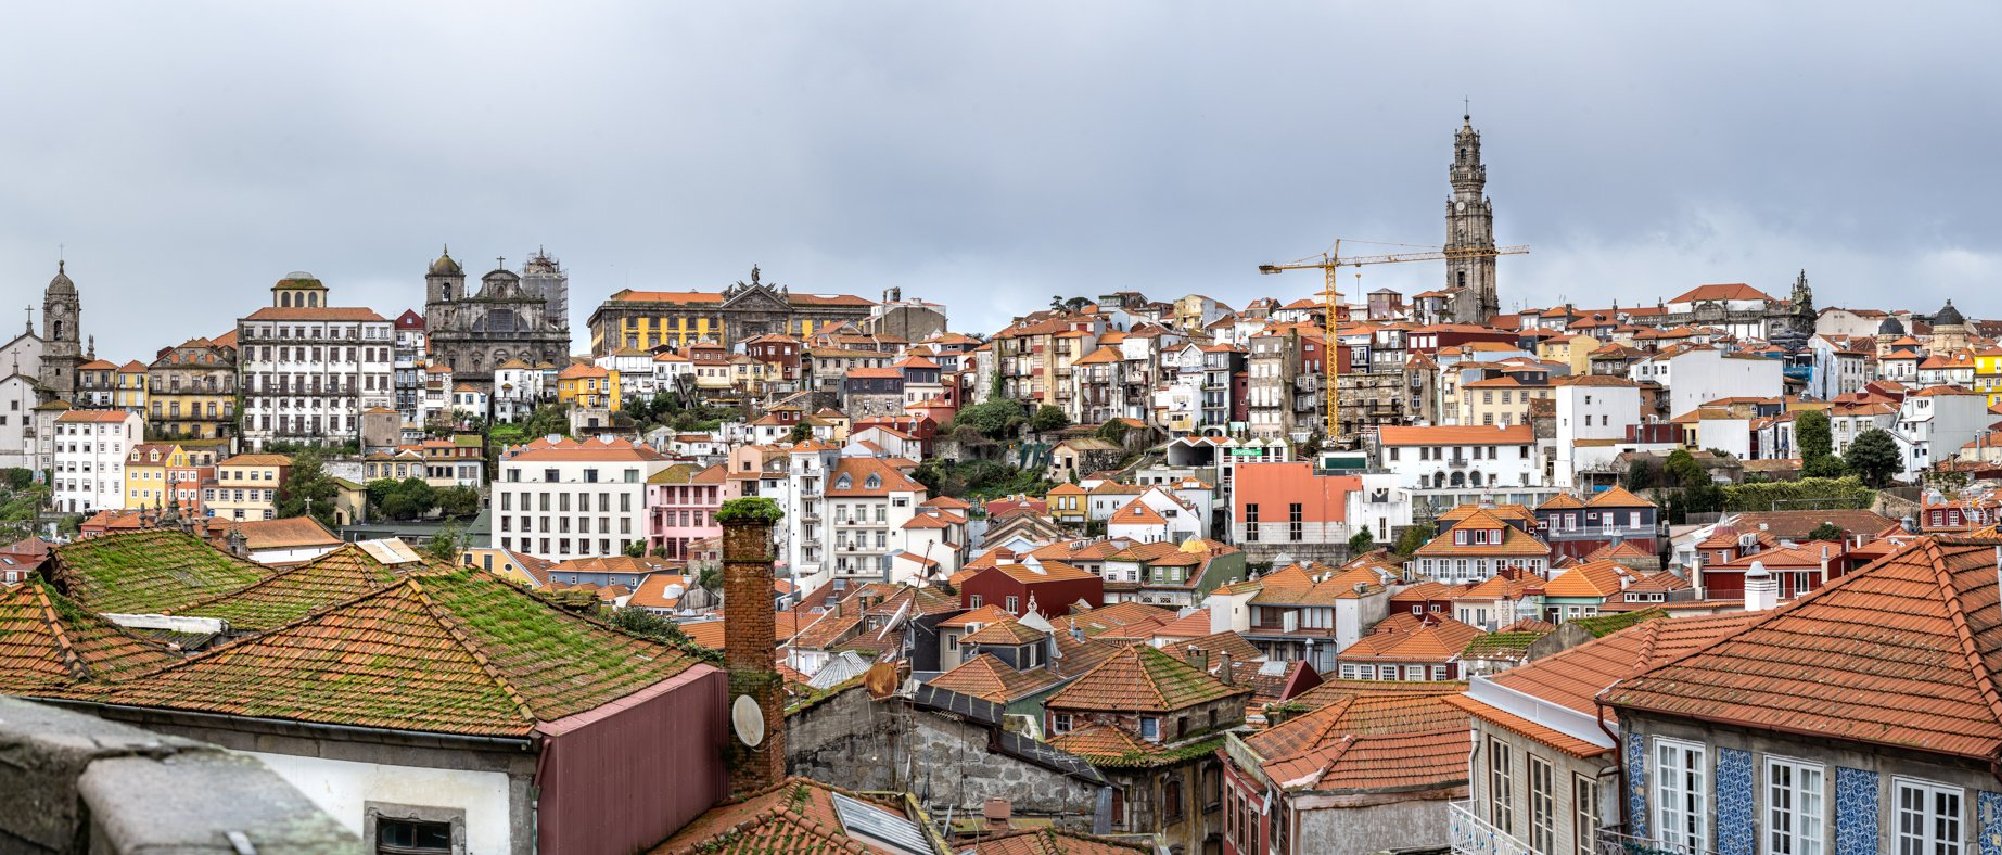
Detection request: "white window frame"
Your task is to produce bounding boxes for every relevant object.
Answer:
[1489,736,1515,834]
[1765,755,1825,855]
[1573,773,1599,855]
[1653,737,1707,852]
[1894,777,1963,855]
[1529,753,1555,855]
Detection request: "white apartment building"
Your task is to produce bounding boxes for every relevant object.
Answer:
[1891,386,1990,480]
[1551,375,1644,487]
[492,359,553,423]
[1628,346,1785,419]
[1374,423,1555,515]
[52,409,140,514]
[494,435,672,560]
[237,273,395,449]
[0,373,38,470]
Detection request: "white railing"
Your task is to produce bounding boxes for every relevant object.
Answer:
[1594,828,1714,855]
[1449,801,1534,855]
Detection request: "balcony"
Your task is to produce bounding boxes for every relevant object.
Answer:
[1592,828,1715,855]
[1448,457,1470,469]
[1448,802,1533,855]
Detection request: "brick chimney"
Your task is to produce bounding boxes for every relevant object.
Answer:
[719,498,786,798]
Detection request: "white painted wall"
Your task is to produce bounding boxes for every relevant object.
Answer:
[252,750,514,855]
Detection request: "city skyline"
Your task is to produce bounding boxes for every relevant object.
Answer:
[4,3,1999,357]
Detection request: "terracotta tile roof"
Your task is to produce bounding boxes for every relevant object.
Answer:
[90,570,700,737]
[1729,510,1897,541]
[1624,571,1691,593]
[940,604,1014,629]
[1055,601,1177,636]
[961,616,1047,646]
[1669,282,1776,303]
[1441,693,1608,758]
[1488,610,1761,725]
[1340,616,1486,664]
[1046,644,1250,714]
[508,435,667,462]
[1584,484,1655,509]
[927,653,1061,704]
[650,776,913,854]
[1158,631,1263,668]
[1248,692,1467,759]
[1537,493,1585,510]
[1150,609,1216,640]
[982,561,1099,585]
[1412,518,1552,559]
[234,516,343,550]
[681,620,726,649]
[969,828,1148,855]
[1048,723,1156,764]
[1606,536,2002,758]
[50,530,277,615]
[1541,560,1631,599]
[626,574,692,610]
[1585,541,1657,562]
[167,544,424,632]
[241,306,388,322]
[0,581,179,693]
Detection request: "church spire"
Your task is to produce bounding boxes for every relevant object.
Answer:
[1444,112,1498,324]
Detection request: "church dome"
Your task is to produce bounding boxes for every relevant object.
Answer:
[46,260,74,293]
[430,251,463,276]
[1878,316,1905,335]
[1935,299,1965,328]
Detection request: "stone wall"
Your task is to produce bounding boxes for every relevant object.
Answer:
[0,696,359,855]
[788,687,1103,826]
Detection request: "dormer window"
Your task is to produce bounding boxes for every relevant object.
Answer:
[835,474,853,489]
[864,474,881,489]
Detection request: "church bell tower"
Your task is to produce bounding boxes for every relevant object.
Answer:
[40,261,81,402]
[1444,113,1498,324]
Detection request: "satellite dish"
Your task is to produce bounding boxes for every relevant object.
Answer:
[731,694,765,747]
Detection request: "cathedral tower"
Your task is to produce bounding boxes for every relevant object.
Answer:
[1445,113,1498,324]
[40,261,81,401]
[425,246,466,307]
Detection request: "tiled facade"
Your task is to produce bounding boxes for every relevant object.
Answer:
[1625,730,1648,840]
[1834,766,1877,855]
[1714,748,1753,855]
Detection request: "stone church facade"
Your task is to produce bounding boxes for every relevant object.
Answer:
[585,267,873,356]
[422,248,572,391]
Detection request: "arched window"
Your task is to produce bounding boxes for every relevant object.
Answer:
[280,292,292,307]
[1450,471,1465,488]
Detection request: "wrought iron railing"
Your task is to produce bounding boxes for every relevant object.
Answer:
[1448,802,1533,855]
[1593,828,1715,855]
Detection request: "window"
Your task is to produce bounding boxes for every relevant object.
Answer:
[365,804,462,855]
[1245,503,1259,541]
[969,595,983,608]
[1488,737,1514,833]
[1895,778,1962,855]
[1053,713,1072,732]
[1654,738,1708,852]
[1529,754,1555,854]
[1573,775,1600,855]
[1288,502,1303,541]
[1140,716,1160,741]
[1767,757,1825,855]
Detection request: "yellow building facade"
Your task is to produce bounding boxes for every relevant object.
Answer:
[207,453,292,521]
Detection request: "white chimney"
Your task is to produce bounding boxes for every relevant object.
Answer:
[1745,560,1778,612]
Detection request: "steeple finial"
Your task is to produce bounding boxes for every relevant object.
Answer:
[1462,96,1470,124]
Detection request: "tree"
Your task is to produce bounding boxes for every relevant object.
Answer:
[376,477,437,521]
[425,520,466,561]
[787,422,813,443]
[623,540,648,558]
[1392,525,1432,557]
[1094,418,1131,446]
[1347,529,1374,554]
[953,399,1026,440]
[1844,429,1903,487]
[1626,458,1656,490]
[1795,409,1834,465]
[436,486,482,519]
[276,453,340,529]
[522,404,570,440]
[1029,405,1070,436]
[1665,449,1708,489]
[1807,522,1845,541]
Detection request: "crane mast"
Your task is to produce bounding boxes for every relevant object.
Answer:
[1258,240,1529,447]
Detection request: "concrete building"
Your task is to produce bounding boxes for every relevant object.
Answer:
[494,435,672,560]
[236,272,395,449]
[51,409,140,514]
[1629,346,1785,420]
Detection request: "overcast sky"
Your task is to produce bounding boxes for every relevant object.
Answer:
[5,2,1999,361]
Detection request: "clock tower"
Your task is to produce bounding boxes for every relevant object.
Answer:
[1445,113,1498,324]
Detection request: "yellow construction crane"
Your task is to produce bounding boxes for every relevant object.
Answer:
[1258,239,1529,443]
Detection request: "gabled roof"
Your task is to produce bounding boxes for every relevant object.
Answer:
[168,543,421,632]
[650,776,928,854]
[94,570,701,737]
[1606,536,2002,759]
[968,827,1148,855]
[927,653,1061,705]
[1046,644,1249,714]
[1669,283,1775,303]
[50,530,277,614]
[1338,616,1485,664]
[1583,485,1654,509]
[1541,560,1631,599]
[0,581,179,693]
